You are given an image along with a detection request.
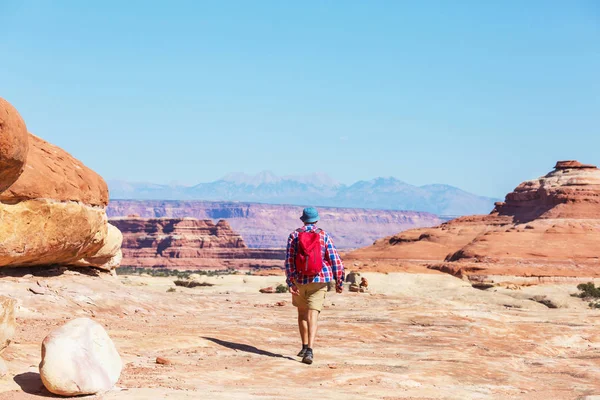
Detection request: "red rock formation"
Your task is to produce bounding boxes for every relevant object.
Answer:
[0,134,108,207]
[0,97,120,270]
[111,217,285,270]
[107,201,442,249]
[346,161,600,282]
[0,98,28,193]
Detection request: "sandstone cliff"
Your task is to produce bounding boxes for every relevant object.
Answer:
[111,217,284,270]
[0,97,121,270]
[346,161,600,282]
[107,201,442,249]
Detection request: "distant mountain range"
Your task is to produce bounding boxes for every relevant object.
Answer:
[108,171,499,216]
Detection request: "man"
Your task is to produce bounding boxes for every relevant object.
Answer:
[285,207,345,365]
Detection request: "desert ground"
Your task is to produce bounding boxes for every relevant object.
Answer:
[1,268,600,400]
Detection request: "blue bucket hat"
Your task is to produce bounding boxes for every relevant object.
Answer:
[300,207,320,223]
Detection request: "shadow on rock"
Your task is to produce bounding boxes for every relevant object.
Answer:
[0,266,101,278]
[13,372,55,397]
[202,337,295,361]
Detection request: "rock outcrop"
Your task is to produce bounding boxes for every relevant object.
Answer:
[39,317,122,396]
[0,98,28,193]
[0,296,16,377]
[346,161,600,282]
[111,217,285,270]
[0,97,121,270]
[107,200,442,249]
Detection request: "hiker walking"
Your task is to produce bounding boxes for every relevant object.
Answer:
[285,207,345,364]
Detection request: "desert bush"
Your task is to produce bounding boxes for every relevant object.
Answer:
[173,280,214,288]
[116,266,240,279]
[276,284,289,293]
[572,282,600,309]
[574,282,600,298]
[166,287,176,293]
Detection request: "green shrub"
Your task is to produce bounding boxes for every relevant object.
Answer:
[173,280,214,288]
[116,266,240,279]
[572,282,600,309]
[276,284,289,293]
[166,287,176,293]
[574,282,600,298]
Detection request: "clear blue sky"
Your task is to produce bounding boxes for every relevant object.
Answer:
[1,1,598,197]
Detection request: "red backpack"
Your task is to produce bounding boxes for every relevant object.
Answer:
[295,228,324,276]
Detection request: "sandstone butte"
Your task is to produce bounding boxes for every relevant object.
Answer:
[346,161,600,283]
[0,97,122,270]
[110,217,285,270]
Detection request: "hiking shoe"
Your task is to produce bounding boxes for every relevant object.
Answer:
[302,349,314,365]
[297,347,308,357]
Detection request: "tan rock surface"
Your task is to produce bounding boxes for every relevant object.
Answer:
[0,98,28,193]
[0,272,599,399]
[0,200,107,267]
[0,296,16,378]
[0,296,16,354]
[71,223,123,271]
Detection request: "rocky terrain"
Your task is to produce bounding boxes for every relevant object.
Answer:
[0,98,121,271]
[1,270,600,399]
[111,217,284,270]
[107,200,442,249]
[108,171,498,216]
[346,161,600,283]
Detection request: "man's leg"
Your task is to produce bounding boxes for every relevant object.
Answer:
[297,307,308,347]
[307,309,320,349]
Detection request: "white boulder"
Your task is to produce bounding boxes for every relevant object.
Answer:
[39,318,122,396]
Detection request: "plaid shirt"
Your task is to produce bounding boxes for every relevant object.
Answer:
[285,224,345,289]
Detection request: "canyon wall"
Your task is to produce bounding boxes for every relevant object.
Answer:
[111,217,285,270]
[107,201,443,249]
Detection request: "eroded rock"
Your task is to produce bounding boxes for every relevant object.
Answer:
[347,161,600,282]
[0,98,28,193]
[0,98,121,271]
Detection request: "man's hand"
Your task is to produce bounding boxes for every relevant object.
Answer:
[336,285,343,294]
[289,285,300,296]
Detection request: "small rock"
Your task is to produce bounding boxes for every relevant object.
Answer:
[328,364,338,369]
[275,301,286,307]
[156,356,173,365]
[259,286,275,294]
[349,284,360,292]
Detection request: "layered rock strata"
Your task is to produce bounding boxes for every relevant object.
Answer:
[111,217,285,270]
[346,161,600,282]
[107,201,442,249]
[0,97,121,270]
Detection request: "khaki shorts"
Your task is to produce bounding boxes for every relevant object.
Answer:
[292,282,328,312]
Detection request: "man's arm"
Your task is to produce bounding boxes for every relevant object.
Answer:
[285,233,296,288]
[325,234,345,291]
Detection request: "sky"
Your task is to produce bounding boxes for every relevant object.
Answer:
[0,1,598,198]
